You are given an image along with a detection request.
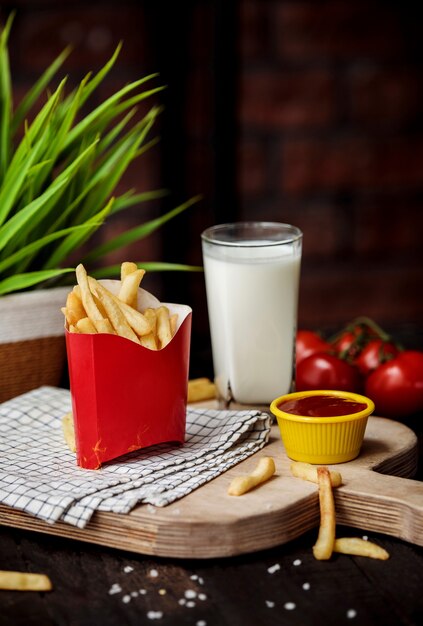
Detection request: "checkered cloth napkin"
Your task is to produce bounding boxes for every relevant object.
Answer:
[0,387,272,528]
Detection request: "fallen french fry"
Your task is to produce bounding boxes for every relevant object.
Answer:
[62,412,76,453]
[313,467,336,560]
[75,264,114,335]
[0,570,52,591]
[228,457,276,496]
[156,305,172,349]
[188,378,217,403]
[118,268,145,309]
[290,461,342,487]
[333,537,389,560]
[121,261,138,282]
[189,377,210,386]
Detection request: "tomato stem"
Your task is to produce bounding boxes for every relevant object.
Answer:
[350,316,391,342]
[328,316,391,344]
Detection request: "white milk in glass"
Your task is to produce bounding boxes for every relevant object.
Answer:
[203,239,301,404]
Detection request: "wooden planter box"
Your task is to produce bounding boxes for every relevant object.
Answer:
[0,287,69,403]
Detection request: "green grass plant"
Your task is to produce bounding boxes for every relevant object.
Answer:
[0,14,200,296]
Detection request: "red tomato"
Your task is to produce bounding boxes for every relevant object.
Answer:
[355,339,399,376]
[296,353,362,393]
[296,330,331,365]
[332,331,357,354]
[332,321,380,359]
[365,351,423,418]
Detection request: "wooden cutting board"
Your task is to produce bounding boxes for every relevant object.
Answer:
[0,413,422,558]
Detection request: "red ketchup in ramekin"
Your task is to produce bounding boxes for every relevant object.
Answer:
[270,390,375,463]
[277,394,367,418]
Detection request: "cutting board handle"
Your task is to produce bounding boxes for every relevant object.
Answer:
[335,469,423,546]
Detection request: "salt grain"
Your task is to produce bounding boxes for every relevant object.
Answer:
[302,582,311,590]
[158,589,167,596]
[147,611,163,620]
[122,595,131,604]
[124,565,134,573]
[139,589,147,595]
[108,583,122,595]
[362,535,368,541]
[185,589,197,599]
[131,591,139,598]
[178,599,186,606]
[266,600,275,608]
[293,559,302,566]
[198,593,207,601]
[190,574,199,580]
[347,609,357,619]
[198,577,204,585]
[284,602,296,611]
[149,569,159,578]
[186,601,196,608]
[267,563,280,574]
[196,621,207,626]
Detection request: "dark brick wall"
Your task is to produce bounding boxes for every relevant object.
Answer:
[238,0,423,330]
[2,1,422,373]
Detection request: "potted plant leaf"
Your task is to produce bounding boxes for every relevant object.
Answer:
[0,15,200,402]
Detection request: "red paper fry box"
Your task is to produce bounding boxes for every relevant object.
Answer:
[65,282,192,469]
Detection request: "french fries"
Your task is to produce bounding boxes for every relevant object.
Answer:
[290,461,342,487]
[64,291,86,325]
[228,457,275,496]
[312,467,336,560]
[118,268,145,309]
[76,317,97,334]
[75,264,115,335]
[0,570,52,591]
[62,412,76,453]
[290,464,390,562]
[188,378,217,403]
[121,261,138,282]
[333,537,389,560]
[156,306,173,349]
[61,263,179,350]
[140,332,158,350]
[88,279,140,344]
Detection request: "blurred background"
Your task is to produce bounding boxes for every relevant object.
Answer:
[1,0,422,376]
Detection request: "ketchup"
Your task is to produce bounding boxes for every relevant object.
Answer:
[278,394,367,417]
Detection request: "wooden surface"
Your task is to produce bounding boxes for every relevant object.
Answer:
[3,328,423,625]
[1,521,422,626]
[0,415,422,558]
[2,385,423,624]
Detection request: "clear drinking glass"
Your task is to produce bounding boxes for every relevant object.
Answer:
[201,222,302,405]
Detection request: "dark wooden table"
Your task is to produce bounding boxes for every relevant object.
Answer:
[1,517,423,625]
[1,325,423,626]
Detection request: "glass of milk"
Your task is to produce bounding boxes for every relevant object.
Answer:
[201,222,302,405]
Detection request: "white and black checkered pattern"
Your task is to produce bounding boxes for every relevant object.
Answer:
[0,387,272,528]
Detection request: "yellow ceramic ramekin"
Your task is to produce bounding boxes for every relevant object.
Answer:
[270,389,375,464]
